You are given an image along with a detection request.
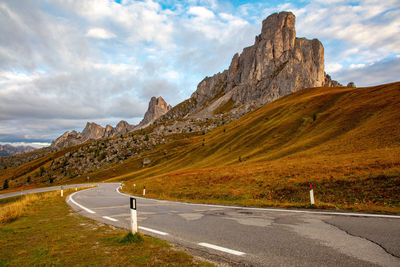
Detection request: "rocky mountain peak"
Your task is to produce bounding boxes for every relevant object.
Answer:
[137,96,172,128]
[161,11,339,122]
[116,120,134,134]
[51,95,171,149]
[260,11,296,53]
[81,122,104,140]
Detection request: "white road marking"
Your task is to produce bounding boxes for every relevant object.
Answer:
[68,191,96,214]
[116,186,400,219]
[116,186,131,197]
[198,242,245,256]
[138,226,169,236]
[92,205,128,210]
[102,216,118,222]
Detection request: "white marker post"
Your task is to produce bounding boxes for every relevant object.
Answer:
[309,183,315,205]
[75,185,77,191]
[130,197,138,234]
[143,185,146,196]
[61,186,64,197]
[134,184,136,191]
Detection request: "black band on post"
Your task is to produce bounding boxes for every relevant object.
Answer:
[130,197,136,210]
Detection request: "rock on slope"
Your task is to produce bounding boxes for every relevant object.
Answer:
[159,11,340,121]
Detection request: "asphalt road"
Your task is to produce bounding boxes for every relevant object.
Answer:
[65,183,400,266]
[0,183,94,199]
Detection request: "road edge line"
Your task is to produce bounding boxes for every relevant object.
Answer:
[139,226,169,236]
[198,242,245,256]
[68,190,96,214]
[102,216,118,222]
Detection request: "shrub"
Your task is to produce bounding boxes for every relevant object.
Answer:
[39,167,45,176]
[120,232,144,244]
[3,179,9,190]
[144,135,149,141]
[98,153,106,161]
[313,113,317,121]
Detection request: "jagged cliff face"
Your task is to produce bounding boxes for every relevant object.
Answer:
[51,96,172,149]
[51,121,135,149]
[51,12,340,149]
[137,96,172,128]
[160,12,338,121]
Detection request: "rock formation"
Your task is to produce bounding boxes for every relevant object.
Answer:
[347,82,356,88]
[51,11,341,149]
[137,96,172,128]
[51,96,171,149]
[159,11,340,121]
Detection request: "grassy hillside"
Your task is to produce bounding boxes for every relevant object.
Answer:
[1,82,399,212]
[110,82,399,212]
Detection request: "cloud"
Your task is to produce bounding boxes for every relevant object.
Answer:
[325,63,343,73]
[0,0,398,145]
[334,56,400,86]
[0,142,50,148]
[188,6,216,19]
[288,1,400,64]
[86,27,116,39]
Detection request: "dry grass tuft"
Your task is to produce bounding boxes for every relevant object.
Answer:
[0,193,45,224]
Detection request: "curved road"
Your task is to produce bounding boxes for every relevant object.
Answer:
[65,183,400,266]
[0,183,93,200]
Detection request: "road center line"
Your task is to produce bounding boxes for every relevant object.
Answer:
[198,242,245,256]
[102,216,118,222]
[138,226,169,236]
[68,191,96,214]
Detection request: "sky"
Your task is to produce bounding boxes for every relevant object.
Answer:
[0,0,399,148]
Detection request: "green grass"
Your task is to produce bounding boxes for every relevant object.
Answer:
[0,190,213,267]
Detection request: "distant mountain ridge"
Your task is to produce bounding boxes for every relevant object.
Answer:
[51,96,171,149]
[0,144,36,156]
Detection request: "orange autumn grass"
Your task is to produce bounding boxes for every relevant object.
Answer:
[1,82,399,213]
[105,82,400,213]
[0,187,92,225]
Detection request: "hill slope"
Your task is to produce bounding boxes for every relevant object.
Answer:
[93,82,399,178]
[1,82,399,212]
[108,82,399,212]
